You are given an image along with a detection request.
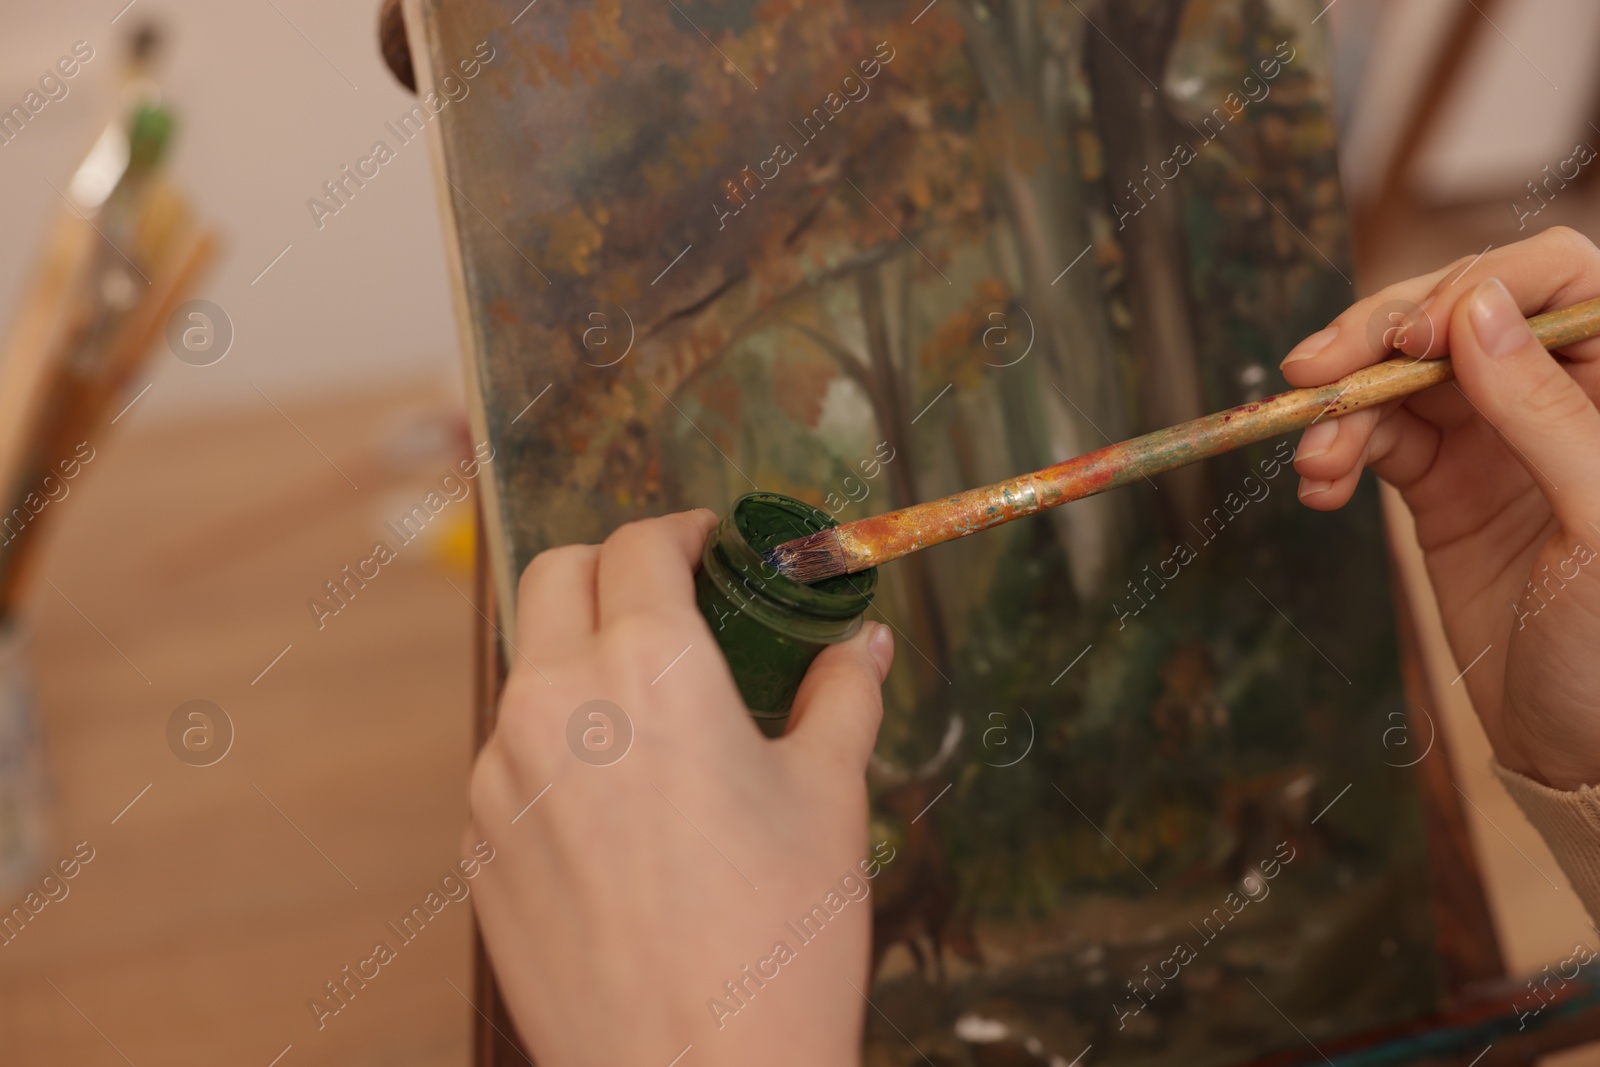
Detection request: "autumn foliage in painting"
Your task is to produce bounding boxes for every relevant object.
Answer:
[424,0,1440,1060]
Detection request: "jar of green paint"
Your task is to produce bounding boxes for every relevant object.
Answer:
[696,492,877,737]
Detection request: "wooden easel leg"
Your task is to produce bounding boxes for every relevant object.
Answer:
[471,503,534,1066]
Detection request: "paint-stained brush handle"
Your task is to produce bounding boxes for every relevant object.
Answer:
[772,295,1600,581]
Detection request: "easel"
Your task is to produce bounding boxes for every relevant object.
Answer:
[469,512,528,1064]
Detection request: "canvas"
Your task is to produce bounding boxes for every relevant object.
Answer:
[405,0,1512,1062]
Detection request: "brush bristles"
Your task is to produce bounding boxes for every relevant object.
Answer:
[763,528,849,584]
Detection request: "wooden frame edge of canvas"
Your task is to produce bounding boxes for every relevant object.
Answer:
[403,0,520,662]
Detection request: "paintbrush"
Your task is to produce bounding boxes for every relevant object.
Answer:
[766,296,1600,583]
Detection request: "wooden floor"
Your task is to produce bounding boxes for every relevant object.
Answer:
[0,381,476,1066]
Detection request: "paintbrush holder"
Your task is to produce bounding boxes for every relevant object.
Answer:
[696,492,877,736]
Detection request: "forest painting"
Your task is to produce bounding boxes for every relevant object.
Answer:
[412,0,1447,1062]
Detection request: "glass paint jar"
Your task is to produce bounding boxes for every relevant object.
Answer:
[696,492,877,737]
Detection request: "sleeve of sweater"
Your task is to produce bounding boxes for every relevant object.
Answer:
[1493,758,1600,924]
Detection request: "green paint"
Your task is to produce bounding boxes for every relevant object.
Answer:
[696,492,876,736]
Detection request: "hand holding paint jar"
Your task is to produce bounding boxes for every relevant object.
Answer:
[467,509,893,1067]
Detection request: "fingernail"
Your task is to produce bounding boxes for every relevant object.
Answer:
[1470,278,1534,358]
[1296,419,1339,460]
[1281,326,1339,367]
[1298,478,1332,501]
[866,622,894,681]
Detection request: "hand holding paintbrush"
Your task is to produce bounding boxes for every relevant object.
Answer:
[767,294,1600,584]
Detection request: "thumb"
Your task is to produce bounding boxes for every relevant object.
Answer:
[783,621,894,770]
[1454,278,1600,529]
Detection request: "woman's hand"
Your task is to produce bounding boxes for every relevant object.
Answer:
[465,509,895,1066]
[1282,226,1600,791]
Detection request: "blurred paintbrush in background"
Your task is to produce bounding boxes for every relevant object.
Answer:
[0,22,218,618]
